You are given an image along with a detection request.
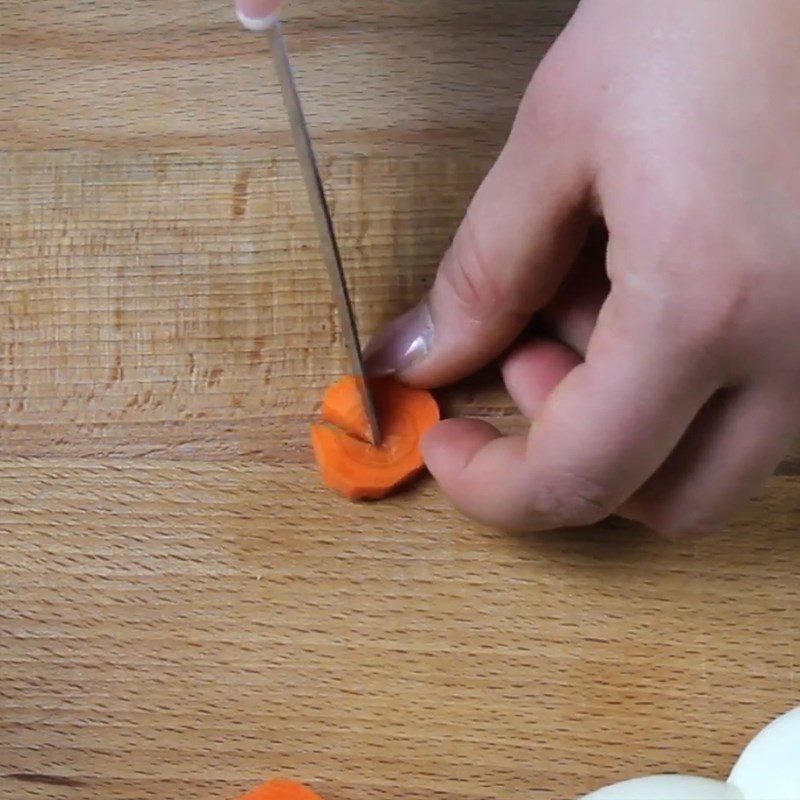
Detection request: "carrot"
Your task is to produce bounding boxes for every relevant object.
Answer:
[312,376,440,501]
[236,778,324,800]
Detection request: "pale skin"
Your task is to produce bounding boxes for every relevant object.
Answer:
[236,0,800,537]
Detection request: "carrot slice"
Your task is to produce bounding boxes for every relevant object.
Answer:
[312,376,440,501]
[236,778,324,800]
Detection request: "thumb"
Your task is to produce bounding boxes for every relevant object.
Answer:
[365,88,592,387]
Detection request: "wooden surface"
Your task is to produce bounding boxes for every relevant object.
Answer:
[1,2,798,799]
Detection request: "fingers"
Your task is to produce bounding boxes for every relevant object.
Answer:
[365,80,593,387]
[235,0,281,30]
[502,338,581,419]
[422,421,528,527]
[499,236,606,418]
[538,244,608,357]
[622,385,799,538]
[424,288,722,531]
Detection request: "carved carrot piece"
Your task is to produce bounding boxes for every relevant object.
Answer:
[312,376,440,500]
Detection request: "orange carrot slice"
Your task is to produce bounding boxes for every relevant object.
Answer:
[236,778,325,800]
[312,376,440,501]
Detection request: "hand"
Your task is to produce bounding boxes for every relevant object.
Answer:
[365,0,800,537]
[234,0,281,30]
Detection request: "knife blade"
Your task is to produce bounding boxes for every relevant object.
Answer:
[266,21,381,446]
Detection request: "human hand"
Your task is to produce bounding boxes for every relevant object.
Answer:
[234,0,282,30]
[365,0,800,537]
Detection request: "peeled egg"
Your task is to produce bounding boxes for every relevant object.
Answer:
[728,705,800,800]
[579,774,742,800]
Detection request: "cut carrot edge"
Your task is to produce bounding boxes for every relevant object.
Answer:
[235,777,325,800]
[312,376,440,501]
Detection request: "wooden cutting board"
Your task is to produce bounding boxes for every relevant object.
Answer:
[1,2,798,799]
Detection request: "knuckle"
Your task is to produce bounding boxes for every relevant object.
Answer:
[618,261,756,375]
[531,471,617,528]
[687,272,754,346]
[646,248,758,343]
[439,211,529,326]
[441,214,502,322]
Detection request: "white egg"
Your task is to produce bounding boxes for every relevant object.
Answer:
[729,705,800,800]
[579,774,742,800]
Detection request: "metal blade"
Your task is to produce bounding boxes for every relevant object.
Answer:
[266,22,381,446]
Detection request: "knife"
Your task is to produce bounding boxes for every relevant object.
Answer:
[256,17,382,446]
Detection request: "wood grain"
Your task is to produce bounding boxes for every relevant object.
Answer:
[1,2,798,800]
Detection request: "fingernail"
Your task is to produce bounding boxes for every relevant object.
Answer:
[365,302,434,377]
[235,0,280,31]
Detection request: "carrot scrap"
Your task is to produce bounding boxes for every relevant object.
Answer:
[236,778,325,800]
[312,376,440,501]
